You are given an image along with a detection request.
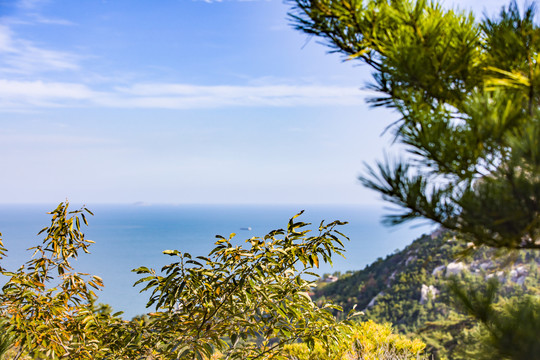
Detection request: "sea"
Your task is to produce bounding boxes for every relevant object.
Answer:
[0,203,430,319]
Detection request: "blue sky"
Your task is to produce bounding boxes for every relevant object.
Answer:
[0,0,511,205]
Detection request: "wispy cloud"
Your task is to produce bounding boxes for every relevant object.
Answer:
[0,79,99,99]
[0,16,366,110]
[26,13,75,26]
[0,24,80,75]
[0,79,369,110]
[0,0,365,111]
[16,0,49,10]
[0,0,79,75]
[0,79,101,110]
[110,83,368,108]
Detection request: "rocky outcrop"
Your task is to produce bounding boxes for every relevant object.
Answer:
[419,284,439,304]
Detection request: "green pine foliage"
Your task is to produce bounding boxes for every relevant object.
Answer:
[289,0,540,250]
[449,277,540,359]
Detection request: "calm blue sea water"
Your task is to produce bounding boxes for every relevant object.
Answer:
[0,204,430,319]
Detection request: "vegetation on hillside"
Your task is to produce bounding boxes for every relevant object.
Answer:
[313,230,540,359]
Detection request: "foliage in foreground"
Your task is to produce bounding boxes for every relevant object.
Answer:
[289,0,540,250]
[449,277,540,360]
[283,320,426,360]
[0,203,109,359]
[132,210,355,359]
[0,202,380,360]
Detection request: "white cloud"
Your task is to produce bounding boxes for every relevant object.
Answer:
[0,79,369,110]
[0,79,102,109]
[0,79,97,99]
[113,83,368,108]
[0,2,367,111]
[0,0,78,75]
[0,24,80,75]
[0,0,366,111]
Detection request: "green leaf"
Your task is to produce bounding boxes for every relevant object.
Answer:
[163,249,180,256]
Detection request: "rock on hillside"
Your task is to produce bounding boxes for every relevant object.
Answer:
[313,229,540,332]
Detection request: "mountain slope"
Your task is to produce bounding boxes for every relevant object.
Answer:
[314,229,540,359]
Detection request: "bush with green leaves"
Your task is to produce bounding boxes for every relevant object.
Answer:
[0,203,181,359]
[133,211,356,359]
[0,204,361,360]
[0,203,106,359]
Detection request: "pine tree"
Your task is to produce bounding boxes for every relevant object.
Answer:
[289,0,540,250]
[289,1,540,358]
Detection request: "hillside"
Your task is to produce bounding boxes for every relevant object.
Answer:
[314,230,540,359]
